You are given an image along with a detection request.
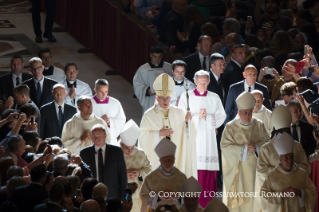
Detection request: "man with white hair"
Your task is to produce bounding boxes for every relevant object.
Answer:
[221,91,269,211]
[40,84,77,139]
[91,79,126,145]
[138,138,187,211]
[119,119,152,212]
[80,124,127,201]
[179,70,226,207]
[257,105,310,186]
[22,57,58,108]
[61,96,110,154]
[138,73,195,178]
[251,89,273,136]
[260,132,316,212]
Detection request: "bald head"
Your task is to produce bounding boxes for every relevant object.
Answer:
[80,200,100,212]
[243,65,257,86]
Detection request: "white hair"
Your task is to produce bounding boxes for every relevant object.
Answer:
[52,83,66,91]
[194,70,210,82]
[29,57,42,65]
[91,124,106,133]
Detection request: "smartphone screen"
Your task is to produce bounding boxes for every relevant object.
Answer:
[295,62,304,74]
[124,189,132,202]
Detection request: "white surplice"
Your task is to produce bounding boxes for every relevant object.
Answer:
[178,90,226,171]
[133,62,172,114]
[171,78,196,106]
[91,96,126,145]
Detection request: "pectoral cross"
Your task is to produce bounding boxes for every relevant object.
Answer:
[162,117,172,141]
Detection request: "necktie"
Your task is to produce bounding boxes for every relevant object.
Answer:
[36,82,42,105]
[58,106,63,128]
[217,78,224,100]
[16,77,20,86]
[292,124,299,141]
[98,148,104,182]
[203,57,207,71]
[248,87,251,92]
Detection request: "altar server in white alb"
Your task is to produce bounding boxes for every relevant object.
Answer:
[170,60,195,106]
[119,119,152,212]
[133,45,172,113]
[179,176,204,212]
[260,132,316,212]
[203,198,229,212]
[138,138,187,212]
[138,73,196,178]
[91,79,126,145]
[59,62,92,109]
[178,70,226,207]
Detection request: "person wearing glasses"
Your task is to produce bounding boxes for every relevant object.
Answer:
[179,70,226,208]
[38,48,66,82]
[225,65,271,124]
[138,73,195,179]
[22,57,58,109]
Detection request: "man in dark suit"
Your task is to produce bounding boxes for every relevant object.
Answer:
[158,0,188,53]
[206,53,227,189]
[22,57,58,109]
[287,100,317,158]
[184,35,212,82]
[33,183,64,212]
[40,84,76,139]
[223,44,246,90]
[225,65,271,124]
[0,55,32,101]
[11,164,49,212]
[80,124,127,200]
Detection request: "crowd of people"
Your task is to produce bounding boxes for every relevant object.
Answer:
[1,0,319,210]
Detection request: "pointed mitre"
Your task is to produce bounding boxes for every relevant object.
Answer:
[155,138,176,158]
[274,132,294,155]
[153,73,175,97]
[236,91,256,110]
[181,176,202,193]
[271,105,292,130]
[119,119,140,146]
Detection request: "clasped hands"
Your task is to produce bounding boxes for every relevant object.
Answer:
[247,143,256,153]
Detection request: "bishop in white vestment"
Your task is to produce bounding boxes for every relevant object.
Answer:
[178,70,226,207]
[91,79,126,145]
[119,120,152,212]
[138,74,196,179]
[260,132,316,212]
[133,46,172,113]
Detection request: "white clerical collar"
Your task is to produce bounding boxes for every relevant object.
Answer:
[76,113,94,120]
[159,166,175,176]
[231,58,242,68]
[44,66,49,70]
[173,77,183,83]
[240,118,253,126]
[150,62,160,67]
[68,80,75,84]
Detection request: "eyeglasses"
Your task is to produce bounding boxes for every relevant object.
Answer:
[41,56,52,60]
[30,66,43,71]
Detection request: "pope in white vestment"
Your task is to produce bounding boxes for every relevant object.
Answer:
[260,132,316,212]
[257,105,311,186]
[221,91,269,212]
[91,79,126,145]
[119,120,152,212]
[133,51,172,113]
[138,138,187,212]
[178,70,226,208]
[138,74,196,179]
[61,97,110,154]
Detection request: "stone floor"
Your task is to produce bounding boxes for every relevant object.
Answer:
[0,12,143,123]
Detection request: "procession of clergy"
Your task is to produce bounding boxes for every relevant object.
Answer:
[21,46,318,211]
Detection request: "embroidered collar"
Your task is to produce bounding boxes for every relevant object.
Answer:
[159,166,175,176]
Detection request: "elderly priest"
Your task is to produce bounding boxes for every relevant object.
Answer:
[221,91,269,212]
[260,132,316,212]
[138,138,187,211]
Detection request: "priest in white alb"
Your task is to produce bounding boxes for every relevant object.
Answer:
[260,132,316,212]
[61,96,110,154]
[133,45,172,113]
[203,198,230,212]
[138,73,196,178]
[257,105,310,186]
[91,79,126,145]
[221,91,269,212]
[119,119,152,212]
[178,70,226,208]
[179,176,204,212]
[170,60,195,106]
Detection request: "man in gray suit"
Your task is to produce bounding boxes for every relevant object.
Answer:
[80,124,127,200]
